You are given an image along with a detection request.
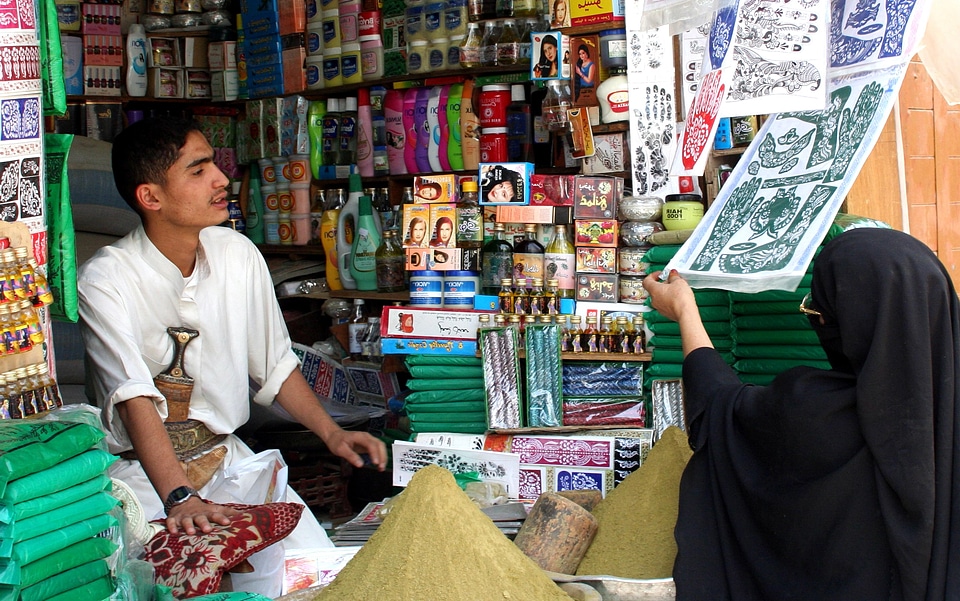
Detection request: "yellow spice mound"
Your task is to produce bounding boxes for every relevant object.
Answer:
[315,464,573,600]
[576,426,693,579]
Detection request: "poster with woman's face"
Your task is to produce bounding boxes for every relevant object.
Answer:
[550,0,571,28]
[531,32,563,80]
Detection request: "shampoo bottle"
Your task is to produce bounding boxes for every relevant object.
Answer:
[308,100,327,180]
[446,82,464,170]
[320,190,344,290]
[460,79,480,170]
[403,88,419,173]
[125,24,147,97]
[336,174,364,289]
[384,89,407,174]
[322,97,342,167]
[349,195,382,291]
[437,85,451,171]
[414,87,432,173]
[339,96,358,166]
[356,88,375,176]
[427,86,443,172]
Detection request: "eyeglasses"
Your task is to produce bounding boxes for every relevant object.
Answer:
[798,293,822,318]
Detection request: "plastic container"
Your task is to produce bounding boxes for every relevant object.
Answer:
[443,271,480,307]
[360,35,384,80]
[292,214,312,245]
[478,83,510,128]
[598,28,626,81]
[125,24,148,97]
[322,9,341,47]
[261,184,279,214]
[322,48,342,87]
[273,156,291,186]
[447,34,465,69]
[358,10,381,37]
[479,127,508,162]
[409,270,444,306]
[428,37,448,70]
[423,0,445,40]
[306,57,324,89]
[339,3,359,43]
[258,157,276,184]
[405,3,425,43]
[662,194,705,231]
[444,0,467,38]
[277,213,294,245]
[408,40,428,73]
[264,213,280,244]
[596,65,629,124]
[278,185,294,212]
[384,89,407,174]
[341,42,362,84]
[291,185,311,214]
[307,23,324,56]
[288,154,311,185]
[618,195,663,221]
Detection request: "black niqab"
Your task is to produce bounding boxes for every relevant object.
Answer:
[675,229,959,601]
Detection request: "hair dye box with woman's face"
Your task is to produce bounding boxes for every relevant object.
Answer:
[478,162,532,205]
[569,34,599,107]
[401,203,430,248]
[413,174,456,203]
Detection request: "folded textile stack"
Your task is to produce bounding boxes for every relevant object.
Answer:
[730,270,830,385]
[403,355,488,434]
[642,244,734,387]
[0,419,120,601]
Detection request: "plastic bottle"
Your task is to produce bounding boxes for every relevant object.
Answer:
[375,230,406,292]
[436,85,451,171]
[349,195,382,291]
[460,22,483,68]
[460,79,480,170]
[456,179,484,248]
[339,96,358,166]
[320,189,344,290]
[356,89,374,176]
[347,298,368,358]
[596,65,630,124]
[542,79,572,132]
[480,20,499,67]
[427,86,443,172]
[414,86,432,173]
[125,23,147,97]
[384,88,407,175]
[308,100,327,180]
[506,83,531,162]
[322,97,342,166]
[336,174,364,289]
[245,169,266,244]
[370,86,390,176]
[496,18,519,65]
[446,82,464,170]
[403,88,419,173]
[544,224,575,297]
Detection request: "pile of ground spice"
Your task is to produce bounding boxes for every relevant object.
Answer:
[575,426,692,579]
[314,464,573,600]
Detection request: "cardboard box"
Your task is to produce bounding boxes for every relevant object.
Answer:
[576,247,618,274]
[530,31,563,81]
[380,306,484,340]
[85,102,123,141]
[478,162,533,206]
[61,35,84,95]
[530,174,575,206]
[428,203,456,248]
[81,3,120,35]
[293,343,356,405]
[569,0,624,27]
[405,247,466,271]
[147,67,183,98]
[83,66,122,96]
[83,35,123,66]
[573,175,619,219]
[574,219,618,247]
[581,133,626,175]
[576,273,619,302]
[569,34,600,107]
[147,38,180,68]
[182,37,210,69]
[207,41,238,70]
[495,205,571,225]
[380,338,478,356]
[413,174,457,204]
[401,203,430,248]
[341,359,401,406]
[56,0,81,32]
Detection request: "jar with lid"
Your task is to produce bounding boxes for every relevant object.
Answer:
[428,37,448,70]
[444,0,468,38]
[479,127,508,162]
[596,65,629,123]
[541,79,572,132]
[447,34,465,69]
[408,40,428,73]
[405,2,425,43]
[423,0,445,41]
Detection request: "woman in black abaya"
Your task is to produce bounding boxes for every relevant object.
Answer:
[643,228,959,601]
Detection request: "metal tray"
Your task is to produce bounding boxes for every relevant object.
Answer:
[548,571,676,601]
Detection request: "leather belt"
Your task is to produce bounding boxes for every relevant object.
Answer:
[121,419,227,462]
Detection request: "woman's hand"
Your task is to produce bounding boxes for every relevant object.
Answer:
[643,270,698,322]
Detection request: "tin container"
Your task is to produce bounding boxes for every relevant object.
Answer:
[619,275,647,304]
[617,245,651,276]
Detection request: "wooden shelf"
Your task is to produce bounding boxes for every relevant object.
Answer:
[258,244,326,257]
[328,289,410,302]
[711,147,748,157]
[302,66,530,98]
[477,350,650,361]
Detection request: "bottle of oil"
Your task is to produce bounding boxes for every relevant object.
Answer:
[528,277,545,315]
[511,278,529,315]
[632,315,646,354]
[582,315,599,353]
[513,223,544,283]
[569,314,583,353]
[616,316,631,353]
[493,313,507,328]
[544,278,559,315]
[558,314,572,352]
[482,222,514,295]
[598,315,614,353]
[498,278,514,313]
[477,313,491,345]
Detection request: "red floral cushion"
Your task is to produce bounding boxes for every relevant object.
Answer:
[143,502,304,598]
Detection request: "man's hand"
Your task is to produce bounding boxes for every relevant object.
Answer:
[165,496,240,535]
[322,429,388,471]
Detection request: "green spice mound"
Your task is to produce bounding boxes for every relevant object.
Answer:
[576,426,693,579]
[315,464,573,600]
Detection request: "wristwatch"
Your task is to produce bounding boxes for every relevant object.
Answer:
[163,485,199,514]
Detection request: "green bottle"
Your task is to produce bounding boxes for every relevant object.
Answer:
[349,195,382,291]
[447,82,464,170]
[308,99,326,180]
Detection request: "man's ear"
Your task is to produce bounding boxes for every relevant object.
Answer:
[135,183,163,214]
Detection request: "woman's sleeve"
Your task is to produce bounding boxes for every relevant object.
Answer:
[682,347,744,450]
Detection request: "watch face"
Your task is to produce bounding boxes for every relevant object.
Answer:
[167,486,196,506]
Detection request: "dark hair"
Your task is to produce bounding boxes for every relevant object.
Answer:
[578,44,590,56]
[111,117,204,213]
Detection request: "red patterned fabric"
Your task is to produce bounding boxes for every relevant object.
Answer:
[143,502,304,598]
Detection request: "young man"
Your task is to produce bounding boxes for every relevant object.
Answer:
[78,117,387,596]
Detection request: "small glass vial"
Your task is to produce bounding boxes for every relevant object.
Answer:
[511,278,529,315]
[616,316,631,353]
[0,304,17,355]
[632,315,646,354]
[569,314,584,353]
[13,247,35,297]
[582,315,599,353]
[0,373,10,419]
[538,314,552,324]
[558,314,572,352]
[544,278,559,314]
[493,313,507,328]
[598,315,614,353]
[36,362,62,411]
[477,313,492,344]
[498,278,514,313]
[528,277,545,315]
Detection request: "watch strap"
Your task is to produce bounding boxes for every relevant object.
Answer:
[163,485,199,514]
